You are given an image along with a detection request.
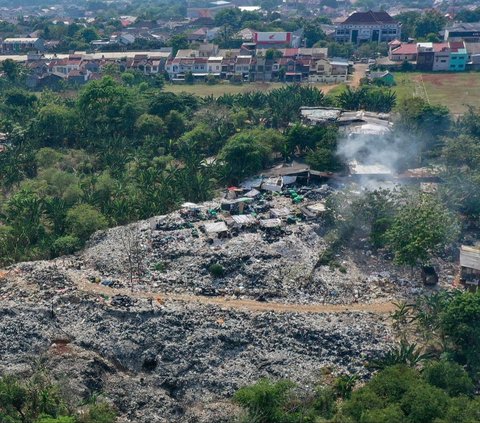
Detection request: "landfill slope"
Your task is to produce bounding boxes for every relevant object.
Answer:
[0,190,447,422]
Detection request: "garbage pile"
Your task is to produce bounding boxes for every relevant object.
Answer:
[71,174,433,305]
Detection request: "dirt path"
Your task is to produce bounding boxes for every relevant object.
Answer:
[350,63,368,88]
[71,272,396,315]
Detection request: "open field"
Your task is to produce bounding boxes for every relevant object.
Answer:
[163,81,342,97]
[393,71,480,115]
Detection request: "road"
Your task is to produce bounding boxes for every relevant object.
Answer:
[350,63,369,88]
[69,270,396,315]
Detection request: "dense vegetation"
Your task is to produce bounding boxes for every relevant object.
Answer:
[1,74,365,264]
[0,372,116,423]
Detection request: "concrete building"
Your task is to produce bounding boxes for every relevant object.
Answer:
[389,41,469,71]
[2,37,44,53]
[449,41,468,71]
[335,11,401,44]
[445,22,480,42]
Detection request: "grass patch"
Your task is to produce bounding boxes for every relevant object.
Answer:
[392,71,480,115]
[163,81,341,98]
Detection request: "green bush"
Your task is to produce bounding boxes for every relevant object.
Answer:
[51,235,81,257]
[208,263,224,277]
[422,361,474,397]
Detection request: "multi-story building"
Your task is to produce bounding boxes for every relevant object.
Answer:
[444,23,480,43]
[335,11,401,44]
[2,37,44,53]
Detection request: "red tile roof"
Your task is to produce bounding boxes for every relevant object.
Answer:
[433,42,449,52]
[391,43,418,55]
[449,41,465,52]
[283,48,298,57]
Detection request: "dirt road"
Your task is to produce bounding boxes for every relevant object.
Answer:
[70,271,396,315]
[350,63,369,88]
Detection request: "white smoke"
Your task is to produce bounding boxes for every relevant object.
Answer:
[336,126,421,190]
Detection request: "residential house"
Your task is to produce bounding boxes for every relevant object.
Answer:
[235,28,255,42]
[367,70,395,86]
[335,11,401,44]
[466,42,480,70]
[389,42,417,62]
[207,56,223,75]
[188,27,208,42]
[416,43,435,71]
[48,56,82,75]
[308,58,349,83]
[198,43,218,57]
[449,41,468,71]
[251,56,274,81]
[432,42,450,71]
[234,55,253,81]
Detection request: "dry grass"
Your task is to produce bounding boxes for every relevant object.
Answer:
[392,71,480,115]
[163,81,341,97]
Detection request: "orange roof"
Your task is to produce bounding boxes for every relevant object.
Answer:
[391,43,418,55]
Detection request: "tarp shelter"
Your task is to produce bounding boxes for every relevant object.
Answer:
[204,221,229,236]
[282,176,297,185]
[232,215,258,226]
[244,188,261,198]
[262,177,283,192]
[460,245,480,271]
[181,202,205,211]
[259,218,282,228]
[306,202,326,214]
[270,207,291,219]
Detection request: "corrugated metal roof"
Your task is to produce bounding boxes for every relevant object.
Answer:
[460,246,480,271]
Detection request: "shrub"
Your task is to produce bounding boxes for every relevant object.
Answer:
[209,263,224,277]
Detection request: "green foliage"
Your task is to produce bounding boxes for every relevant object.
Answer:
[208,263,225,277]
[396,97,451,162]
[233,379,295,423]
[370,342,433,370]
[184,71,195,85]
[337,86,396,113]
[37,417,75,423]
[441,291,480,375]
[77,403,116,423]
[440,108,480,218]
[215,85,329,128]
[66,204,108,242]
[77,76,137,137]
[0,373,116,423]
[305,146,344,172]
[135,114,165,139]
[422,361,474,397]
[385,193,459,267]
[51,235,81,257]
[34,105,78,148]
[220,130,273,182]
